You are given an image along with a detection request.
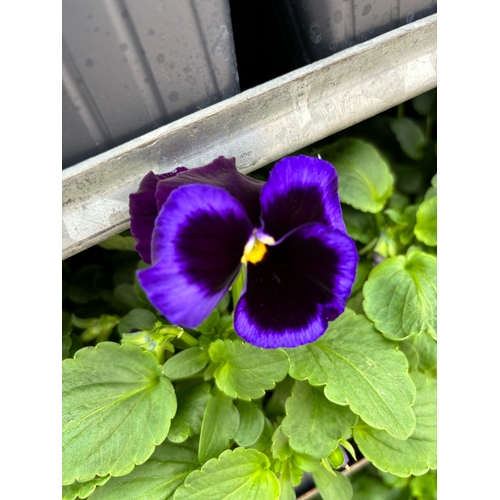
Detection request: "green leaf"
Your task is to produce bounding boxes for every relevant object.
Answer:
[117,308,157,335]
[250,417,275,452]
[363,251,437,340]
[277,461,296,500]
[209,339,289,400]
[62,476,110,500]
[412,89,437,117]
[311,467,353,500]
[63,311,73,360]
[281,381,357,459]
[399,331,437,375]
[62,342,177,484]
[390,118,426,160]
[198,389,239,463]
[342,205,378,244]
[174,448,280,500]
[168,382,212,443]
[231,266,246,307]
[351,260,373,296]
[234,400,265,447]
[113,283,143,310]
[374,228,399,258]
[198,310,220,336]
[414,196,437,246]
[98,233,137,251]
[63,336,73,361]
[409,470,437,500]
[353,373,436,477]
[320,138,393,213]
[265,375,295,419]
[287,311,416,440]
[424,175,437,201]
[90,440,199,500]
[271,426,293,461]
[163,347,210,380]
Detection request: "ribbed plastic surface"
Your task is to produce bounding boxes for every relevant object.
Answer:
[275,0,437,65]
[62,0,240,169]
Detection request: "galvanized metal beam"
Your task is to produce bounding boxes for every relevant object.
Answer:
[62,14,436,260]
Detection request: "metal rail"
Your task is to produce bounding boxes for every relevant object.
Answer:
[62,14,436,259]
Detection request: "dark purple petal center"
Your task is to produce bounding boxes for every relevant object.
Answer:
[234,223,358,348]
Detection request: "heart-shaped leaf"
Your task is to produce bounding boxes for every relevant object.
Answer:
[363,251,437,340]
[174,448,280,500]
[287,311,416,440]
[353,373,437,477]
[320,138,394,213]
[90,440,199,500]
[281,381,357,459]
[209,339,288,400]
[63,342,177,484]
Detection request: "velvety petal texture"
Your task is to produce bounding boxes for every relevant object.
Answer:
[138,184,252,327]
[131,154,358,348]
[155,156,264,227]
[234,223,357,348]
[129,168,187,264]
[260,155,346,242]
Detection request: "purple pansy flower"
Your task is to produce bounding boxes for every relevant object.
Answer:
[130,155,358,348]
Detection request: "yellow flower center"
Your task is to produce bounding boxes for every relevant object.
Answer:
[241,239,267,265]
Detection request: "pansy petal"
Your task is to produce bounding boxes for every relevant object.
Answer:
[234,223,358,348]
[138,184,252,328]
[156,156,264,226]
[129,168,187,263]
[259,155,346,242]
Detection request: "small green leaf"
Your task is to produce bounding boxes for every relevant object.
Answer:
[390,118,426,160]
[174,448,280,500]
[231,266,246,307]
[414,196,437,246]
[350,261,373,296]
[63,336,73,361]
[400,331,437,375]
[353,373,436,477]
[265,375,295,419]
[209,339,289,400]
[168,382,212,443]
[163,347,210,380]
[198,389,239,463]
[98,233,137,251]
[250,417,275,452]
[91,440,199,500]
[113,283,143,310]
[234,400,265,447]
[198,310,220,336]
[311,466,353,500]
[287,311,416,440]
[320,138,394,213]
[374,229,399,258]
[281,381,357,459]
[410,470,437,500]
[117,308,157,335]
[292,453,321,473]
[412,89,437,117]
[62,342,177,484]
[62,476,110,500]
[342,205,378,244]
[271,426,293,461]
[339,439,356,461]
[363,251,437,340]
[277,461,296,500]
